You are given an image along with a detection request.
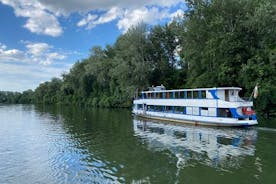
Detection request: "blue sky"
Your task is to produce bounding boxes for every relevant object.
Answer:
[0,0,186,92]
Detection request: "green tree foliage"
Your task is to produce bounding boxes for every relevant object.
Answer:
[0,90,34,104]
[33,78,62,104]
[179,0,275,115]
[2,0,275,115]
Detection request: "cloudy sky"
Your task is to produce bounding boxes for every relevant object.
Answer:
[0,0,186,92]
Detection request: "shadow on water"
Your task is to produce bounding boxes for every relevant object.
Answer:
[1,104,275,184]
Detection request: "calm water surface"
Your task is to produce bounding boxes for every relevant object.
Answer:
[0,104,276,184]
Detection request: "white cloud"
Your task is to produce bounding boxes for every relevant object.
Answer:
[170,9,184,19]
[118,7,170,32]
[23,10,62,36]
[0,0,62,36]
[77,13,98,29]
[78,6,185,32]
[42,52,66,65]
[77,7,122,29]
[37,0,184,14]
[25,42,66,65]
[1,0,186,34]
[0,42,66,65]
[26,43,51,56]
[96,7,121,24]
[0,43,25,61]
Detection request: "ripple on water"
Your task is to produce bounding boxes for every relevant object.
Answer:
[46,130,124,184]
[0,105,125,184]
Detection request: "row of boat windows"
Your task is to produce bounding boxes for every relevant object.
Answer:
[136,105,232,118]
[140,90,207,99]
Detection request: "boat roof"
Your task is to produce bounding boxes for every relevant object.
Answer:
[141,87,242,93]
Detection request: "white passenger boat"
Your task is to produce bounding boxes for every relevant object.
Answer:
[132,86,258,126]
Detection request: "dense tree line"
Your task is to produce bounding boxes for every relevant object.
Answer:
[1,0,275,116]
[0,90,34,104]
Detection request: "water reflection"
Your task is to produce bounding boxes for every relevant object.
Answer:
[133,118,257,171]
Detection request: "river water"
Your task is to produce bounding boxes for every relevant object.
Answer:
[0,104,275,184]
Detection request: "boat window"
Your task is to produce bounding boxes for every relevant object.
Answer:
[180,91,184,98]
[156,92,162,99]
[175,91,180,98]
[165,106,173,112]
[138,104,143,109]
[201,107,208,110]
[201,91,206,98]
[218,108,232,117]
[175,106,185,114]
[155,105,163,112]
[187,91,192,99]
[193,91,198,99]
[147,105,155,111]
[160,92,164,98]
[145,93,149,99]
[225,90,229,101]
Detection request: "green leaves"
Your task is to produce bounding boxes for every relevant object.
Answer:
[179,0,275,114]
[8,0,273,115]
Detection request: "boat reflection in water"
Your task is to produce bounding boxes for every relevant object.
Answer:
[133,118,257,171]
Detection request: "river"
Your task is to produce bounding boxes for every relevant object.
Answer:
[0,104,275,184]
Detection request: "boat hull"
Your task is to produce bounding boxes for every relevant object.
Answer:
[134,113,257,127]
